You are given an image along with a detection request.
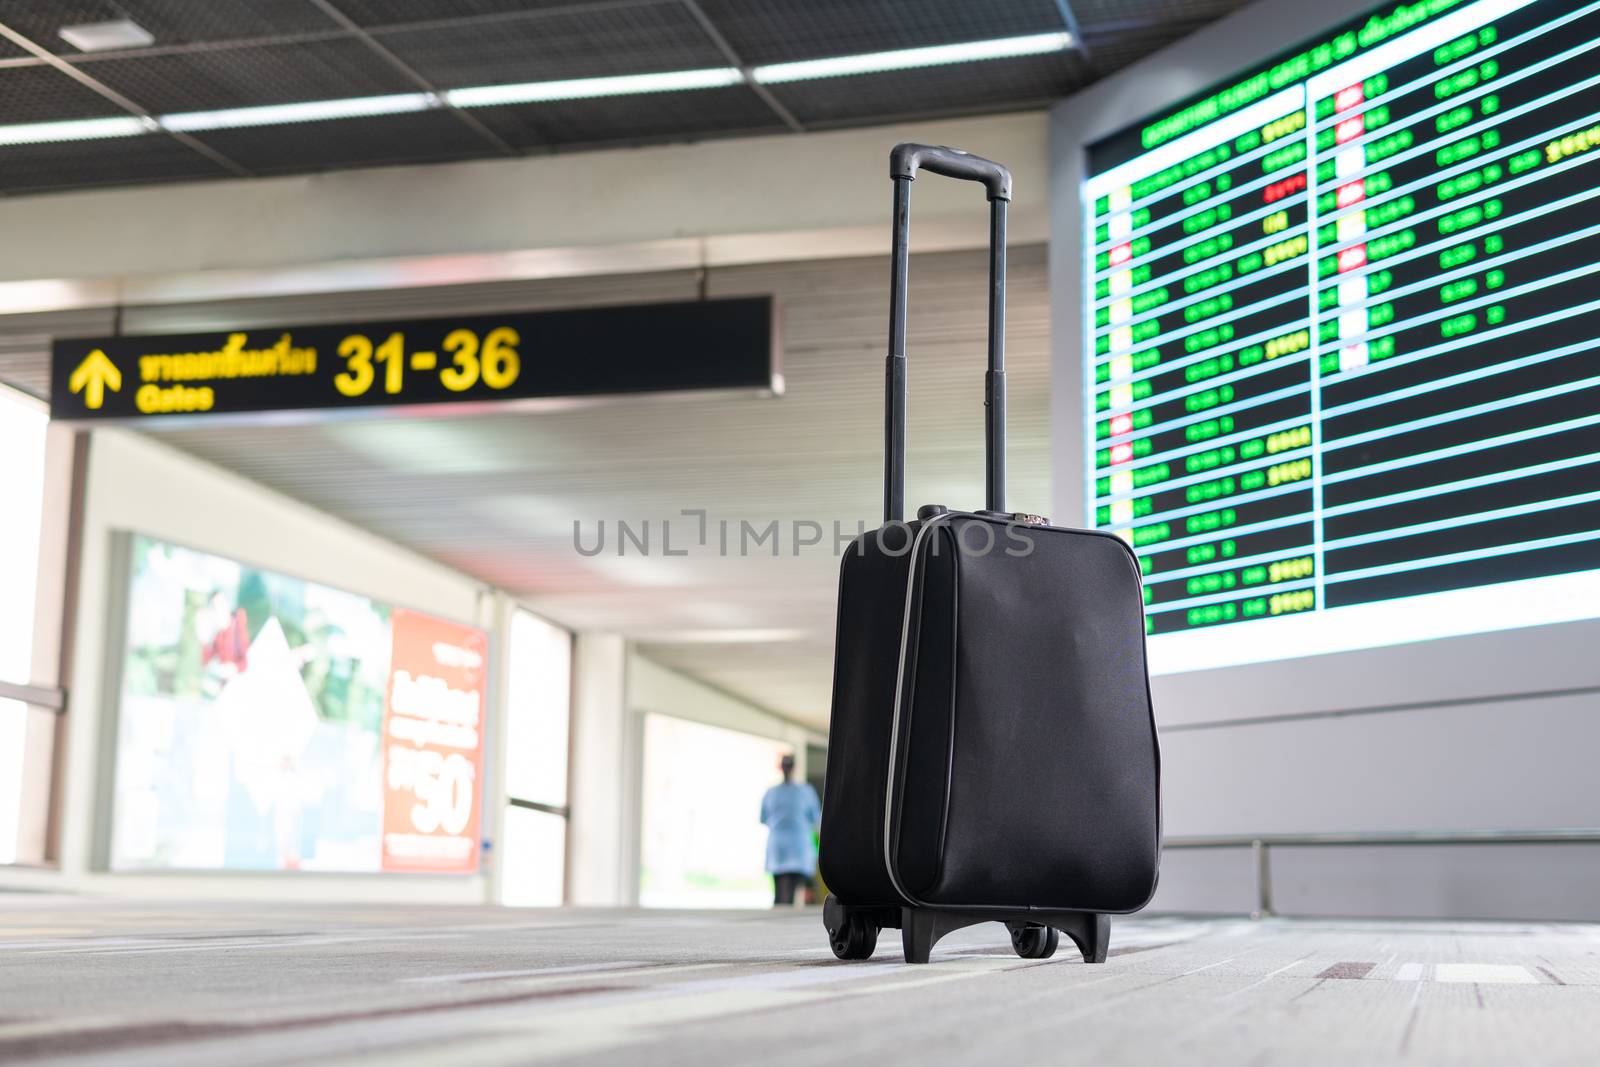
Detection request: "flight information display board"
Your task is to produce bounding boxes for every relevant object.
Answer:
[1083,0,1600,672]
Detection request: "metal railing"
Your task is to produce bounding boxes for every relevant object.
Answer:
[0,680,64,711]
[1163,829,1600,918]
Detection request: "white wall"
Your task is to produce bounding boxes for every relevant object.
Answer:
[629,654,818,763]
[0,427,502,902]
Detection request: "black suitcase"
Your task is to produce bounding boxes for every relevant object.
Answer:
[819,144,1162,965]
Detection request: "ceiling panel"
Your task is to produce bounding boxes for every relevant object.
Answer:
[770,51,1073,127]
[374,3,727,89]
[0,307,117,400]
[468,86,783,150]
[695,0,1069,66]
[0,0,1260,195]
[82,37,419,114]
[0,131,228,194]
[186,109,500,174]
[0,0,339,53]
[0,1,128,51]
[329,0,605,29]
[0,65,124,124]
[1073,0,1245,30]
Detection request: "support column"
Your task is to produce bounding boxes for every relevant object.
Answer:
[13,424,85,868]
[566,633,631,906]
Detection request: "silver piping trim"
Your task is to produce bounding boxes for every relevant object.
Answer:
[882,515,949,907]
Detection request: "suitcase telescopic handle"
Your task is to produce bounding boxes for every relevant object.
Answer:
[884,143,1012,524]
[889,144,1013,202]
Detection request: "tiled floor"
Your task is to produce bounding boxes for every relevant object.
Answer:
[1,895,1596,1065]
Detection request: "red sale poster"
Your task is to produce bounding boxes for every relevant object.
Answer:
[381,609,488,873]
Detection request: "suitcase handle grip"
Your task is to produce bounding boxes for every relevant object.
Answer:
[883,144,1008,523]
[889,144,1012,202]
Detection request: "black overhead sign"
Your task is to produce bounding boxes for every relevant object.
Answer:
[50,296,779,423]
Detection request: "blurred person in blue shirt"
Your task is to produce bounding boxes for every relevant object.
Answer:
[760,753,821,907]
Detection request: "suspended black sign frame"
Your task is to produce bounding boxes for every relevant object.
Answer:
[50,296,780,424]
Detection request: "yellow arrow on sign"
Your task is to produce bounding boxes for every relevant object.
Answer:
[68,349,122,410]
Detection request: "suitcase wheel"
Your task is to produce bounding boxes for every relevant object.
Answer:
[1009,924,1058,960]
[829,913,879,960]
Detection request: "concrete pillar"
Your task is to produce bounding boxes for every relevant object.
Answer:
[14,423,83,867]
[566,633,631,906]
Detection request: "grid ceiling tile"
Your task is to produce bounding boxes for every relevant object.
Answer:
[0,0,1262,196]
[0,132,227,194]
[0,64,130,124]
[374,2,726,89]
[1081,25,1199,74]
[185,110,500,174]
[1073,0,1248,31]
[82,37,420,114]
[0,0,339,52]
[467,85,783,150]
[329,0,597,28]
[769,52,1076,127]
[693,0,1069,66]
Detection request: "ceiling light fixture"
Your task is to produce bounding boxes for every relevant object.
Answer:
[445,67,743,108]
[160,93,438,132]
[750,31,1074,84]
[58,19,155,53]
[0,31,1075,149]
[0,115,151,146]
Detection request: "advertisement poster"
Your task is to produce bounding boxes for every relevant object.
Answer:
[381,610,486,873]
[110,535,485,874]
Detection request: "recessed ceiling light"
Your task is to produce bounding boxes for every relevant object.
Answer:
[751,31,1074,84]
[0,31,1075,147]
[0,115,150,146]
[445,67,743,108]
[160,93,437,132]
[58,19,155,53]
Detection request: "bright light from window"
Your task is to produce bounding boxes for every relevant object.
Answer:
[638,713,789,909]
[503,610,572,808]
[0,385,46,683]
[499,609,572,906]
[0,384,48,866]
[501,805,566,907]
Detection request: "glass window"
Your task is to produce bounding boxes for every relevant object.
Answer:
[503,611,572,808]
[0,699,26,866]
[0,383,47,683]
[0,383,48,867]
[499,609,572,906]
[638,713,789,909]
[500,805,566,907]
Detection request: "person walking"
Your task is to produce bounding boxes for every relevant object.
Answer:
[759,753,821,907]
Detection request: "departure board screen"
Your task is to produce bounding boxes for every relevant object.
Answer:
[1083,0,1600,673]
